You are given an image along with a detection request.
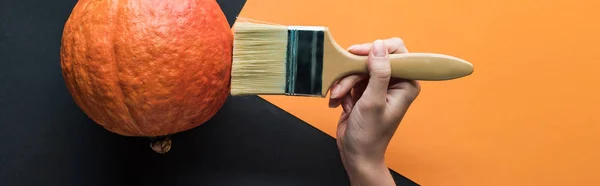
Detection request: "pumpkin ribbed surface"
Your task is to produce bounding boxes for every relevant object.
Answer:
[60,0,233,137]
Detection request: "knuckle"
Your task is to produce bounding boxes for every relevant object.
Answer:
[404,81,421,102]
[388,37,404,45]
[412,81,422,96]
[370,67,392,79]
[385,37,407,53]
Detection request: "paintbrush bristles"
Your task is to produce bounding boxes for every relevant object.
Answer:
[230,22,289,95]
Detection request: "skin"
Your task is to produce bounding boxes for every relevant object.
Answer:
[328,38,421,186]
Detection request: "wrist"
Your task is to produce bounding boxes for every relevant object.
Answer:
[339,144,387,167]
[341,153,387,173]
[340,153,395,186]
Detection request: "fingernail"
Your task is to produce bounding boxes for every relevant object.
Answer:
[331,84,341,98]
[372,40,386,57]
[329,100,342,108]
[347,45,359,51]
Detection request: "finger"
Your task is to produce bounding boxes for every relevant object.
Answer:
[341,92,355,113]
[387,79,421,110]
[347,43,372,55]
[362,40,392,106]
[388,78,420,90]
[351,78,368,102]
[383,37,409,54]
[329,97,342,108]
[329,74,366,108]
[329,74,367,99]
[347,37,408,55]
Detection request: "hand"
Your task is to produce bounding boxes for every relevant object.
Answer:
[328,38,420,186]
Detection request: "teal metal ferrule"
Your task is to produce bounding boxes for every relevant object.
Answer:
[285,26,325,96]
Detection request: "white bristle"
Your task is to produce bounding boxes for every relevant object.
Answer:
[230,20,290,95]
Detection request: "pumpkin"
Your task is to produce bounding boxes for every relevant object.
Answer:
[60,0,233,153]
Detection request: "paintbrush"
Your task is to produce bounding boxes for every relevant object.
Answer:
[229,19,474,97]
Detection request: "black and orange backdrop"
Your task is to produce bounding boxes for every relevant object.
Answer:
[1,0,599,186]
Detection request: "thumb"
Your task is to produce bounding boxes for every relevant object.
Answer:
[363,40,391,104]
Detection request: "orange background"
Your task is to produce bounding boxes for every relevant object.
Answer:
[238,0,600,185]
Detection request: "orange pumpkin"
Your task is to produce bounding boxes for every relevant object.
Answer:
[60,0,233,153]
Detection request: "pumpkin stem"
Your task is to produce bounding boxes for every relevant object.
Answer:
[150,136,172,154]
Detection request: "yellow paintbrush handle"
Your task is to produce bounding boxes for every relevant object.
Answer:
[322,34,475,95]
[346,53,474,81]
[386,53,474,80]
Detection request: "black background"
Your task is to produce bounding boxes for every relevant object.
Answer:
[0,0,418,185]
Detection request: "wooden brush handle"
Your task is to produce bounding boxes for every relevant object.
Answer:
[321,35,474,96]
[349,52,474,80]
[387,53,473,80]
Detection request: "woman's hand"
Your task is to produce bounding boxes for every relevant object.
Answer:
[329,38,420,186]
